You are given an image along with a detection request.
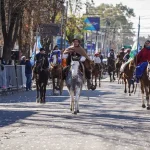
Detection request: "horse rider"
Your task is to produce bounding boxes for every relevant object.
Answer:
[123,49,131,62]
[119,47,125,61]
[108,49,116,60]
[63,38,93,90]
[94,52,101,70]
[134,40,150,82]
[49,45,61,66]
[33,48,49,78]
[137,40,150,65]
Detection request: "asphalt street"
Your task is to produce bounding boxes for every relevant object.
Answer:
[0,78,150,150]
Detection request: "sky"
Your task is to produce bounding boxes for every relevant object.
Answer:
[84,0,150,38]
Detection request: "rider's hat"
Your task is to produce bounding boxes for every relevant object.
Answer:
[72,38,81,43]
[40,48,45,51]
[121,47,124,50]
[110,49,114,51]
[95,52,99,56]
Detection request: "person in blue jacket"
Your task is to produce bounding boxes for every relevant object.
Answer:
[25,58,32,91]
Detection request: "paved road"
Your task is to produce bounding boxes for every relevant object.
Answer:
[0,78,150,150]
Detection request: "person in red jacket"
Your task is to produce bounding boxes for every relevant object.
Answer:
[137,40,150,65]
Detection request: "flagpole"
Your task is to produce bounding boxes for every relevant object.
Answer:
[137,16,140,54]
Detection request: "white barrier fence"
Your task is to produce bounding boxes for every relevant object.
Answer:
[0,65,26,90]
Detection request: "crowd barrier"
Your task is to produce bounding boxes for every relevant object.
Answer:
[0,65,26,90]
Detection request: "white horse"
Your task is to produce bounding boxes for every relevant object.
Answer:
[65,56,85,114]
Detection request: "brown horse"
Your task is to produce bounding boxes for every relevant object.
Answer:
[122,59,135,96]
[50,64,63,95]
[135,61,150,110]
[116,54,123,78]
[91,63,102,88]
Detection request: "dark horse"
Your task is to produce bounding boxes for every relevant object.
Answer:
[107,57,116,82]
[34,55,49,103]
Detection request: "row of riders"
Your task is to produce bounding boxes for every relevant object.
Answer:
[116,40,150,110]
[33,38,103,114]
[33,38,150,114]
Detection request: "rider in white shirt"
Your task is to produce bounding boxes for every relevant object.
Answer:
[94,53,101,64]
[108,49,116,59]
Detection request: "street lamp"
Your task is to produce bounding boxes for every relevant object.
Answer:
[59,0,65,50]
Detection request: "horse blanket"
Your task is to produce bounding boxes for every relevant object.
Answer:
[50,50,61,64]
[135,62,148,78]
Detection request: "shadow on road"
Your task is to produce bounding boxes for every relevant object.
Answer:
[0,110,37,127]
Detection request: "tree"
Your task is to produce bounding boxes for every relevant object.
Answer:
[65,0,88,44]
[0,0,26,60]
[91,3,135,49]
[0,0,65,60]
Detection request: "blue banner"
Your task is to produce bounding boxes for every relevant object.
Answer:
[84,17,100,31]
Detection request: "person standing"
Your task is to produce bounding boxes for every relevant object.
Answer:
[25,58,32,91]
[20,56,26,65]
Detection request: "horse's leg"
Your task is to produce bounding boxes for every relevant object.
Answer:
[131,80,135,93]
[113,71,115,81]
[99,73,101,87]
[36,80,40,103]
[52,78,55,94]
[128,79,131,96]
[95,75,97,88]
[145,86,150,110]
[109,72,112,82]
[92,74,93,86]
[40,83,43,103]
[141,82,146,108]
[124,79,127,93]
[70,90,74,113]
[75,87,81,114]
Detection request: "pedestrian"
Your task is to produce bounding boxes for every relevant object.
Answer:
[25,58,32,91]
[20,56,26,65]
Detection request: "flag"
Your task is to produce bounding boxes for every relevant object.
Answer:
[37,36,42,50]
[30,43,37,66]
[129,41,140,59]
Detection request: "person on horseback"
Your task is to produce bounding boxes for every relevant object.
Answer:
[50,45,61,65]
[63,38,93,90]
[134,40,150,82]
[137,40,150,65]
[94,52,101,70]
[123,49,131,62]
[33,48,49,75]
[108,49,116,60]
[119,47,125,60]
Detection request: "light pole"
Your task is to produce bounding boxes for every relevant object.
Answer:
[60,0,65,50]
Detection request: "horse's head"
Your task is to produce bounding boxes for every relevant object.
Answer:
[129,59,136,71]
[36,55,47,73]
[70,55,81,78]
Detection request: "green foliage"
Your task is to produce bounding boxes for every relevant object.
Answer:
[66,15,86,44]
[92,3,135,42]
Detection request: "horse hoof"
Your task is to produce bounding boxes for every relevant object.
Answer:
[77,110,80,113]
[129,93,131,96]
[74,111,77,115]
[70,108,72,111]
[147,107,150,110]
[142,104,146,108]
[36,99,40,103]
[124,91,127,93]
